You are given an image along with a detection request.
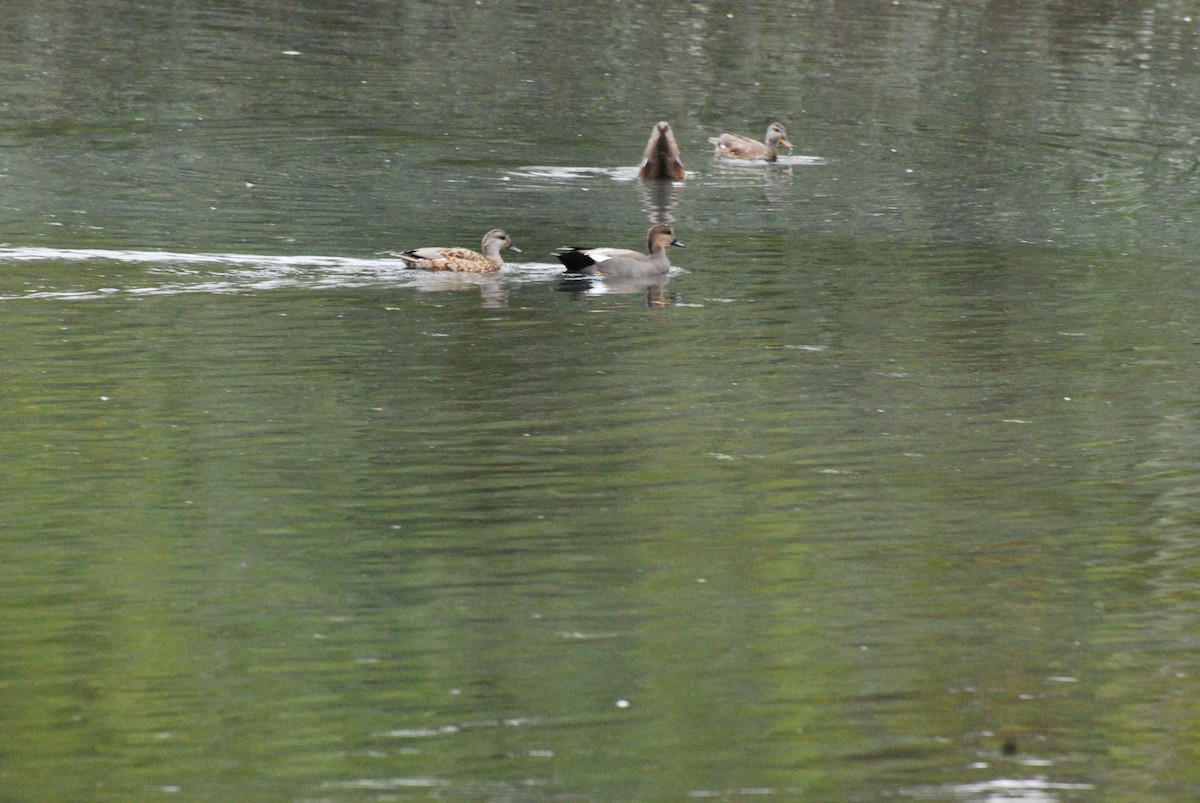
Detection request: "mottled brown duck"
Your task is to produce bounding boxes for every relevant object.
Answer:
[709,121,793,162]
[392,229,521,272]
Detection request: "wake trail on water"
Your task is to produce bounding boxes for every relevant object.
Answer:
[0,247,564,301]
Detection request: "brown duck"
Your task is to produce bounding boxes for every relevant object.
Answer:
[709,122,793,162]
[638,121,685,180]
[392,229,521,273]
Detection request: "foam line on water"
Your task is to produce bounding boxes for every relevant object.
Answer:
[0,247,566,301]
[0,246,402,270]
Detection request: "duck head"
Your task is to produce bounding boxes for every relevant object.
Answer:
[482,229,522,254]
[647,223,685,253]
[765,122,793,151]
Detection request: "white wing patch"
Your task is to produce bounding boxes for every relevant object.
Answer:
[581,248,634,264]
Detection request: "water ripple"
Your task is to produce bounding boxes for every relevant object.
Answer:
[0,247,565,301]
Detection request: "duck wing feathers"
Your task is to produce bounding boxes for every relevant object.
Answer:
[392,246,499,273]
[553,246,640,274]
[708,132,775,161]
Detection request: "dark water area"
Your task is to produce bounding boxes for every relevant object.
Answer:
[1,1,1200,800]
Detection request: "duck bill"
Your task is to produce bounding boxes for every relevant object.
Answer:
[670,239,685,248]
[507,245,523,253]
[779,137,794,150]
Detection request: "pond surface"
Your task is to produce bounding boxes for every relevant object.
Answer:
[2,1,1200,800]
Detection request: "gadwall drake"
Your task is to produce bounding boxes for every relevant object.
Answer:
[554,224,684,278]
[391,229,521,273]
[709,122,793,162]
[638,121,685,180]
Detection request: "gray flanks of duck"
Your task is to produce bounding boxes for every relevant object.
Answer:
[638,121,686,180]
[391,228,521,273]
[553,224,685,278]
[709,122,794,162]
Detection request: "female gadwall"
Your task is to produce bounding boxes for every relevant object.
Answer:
[554,224,684,278]
[709,121,793,162]
[638,121,685,180]
[391,229,521,273]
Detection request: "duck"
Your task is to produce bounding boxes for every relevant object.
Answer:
[391,229,521,273]
[638,121,685,180]
[708,121,793,162]
[554,224,684,278]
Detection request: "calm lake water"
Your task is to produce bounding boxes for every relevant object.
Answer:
[3,1,1200,800]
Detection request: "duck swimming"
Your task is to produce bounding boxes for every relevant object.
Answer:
[709,122,793,162]
[391,229,521,273]
[638,121,686,180]
[554,224,684,278]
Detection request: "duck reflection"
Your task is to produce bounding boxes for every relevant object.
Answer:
[639,177,683,224]
[708,157,794,200]
[411,274,509,308]
[604,275,671,309]
[554,274,672,309]
[760,163,793,206]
